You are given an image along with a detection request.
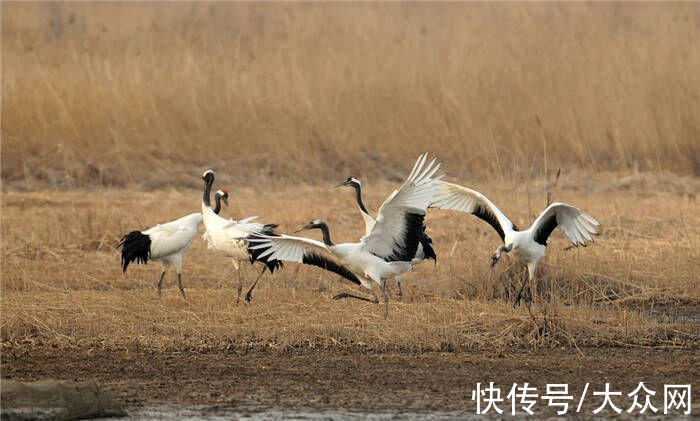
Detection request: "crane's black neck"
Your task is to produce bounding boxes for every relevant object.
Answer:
[202,176,214,208]
[352,184,369,215]
[312,222,334,246]
[213,195,222,214]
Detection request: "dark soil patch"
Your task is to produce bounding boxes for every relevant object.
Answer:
[2,347,697,416]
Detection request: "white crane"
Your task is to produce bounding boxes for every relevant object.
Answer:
[430,181,600,307]
[119,190,229,298]
[336,175,436,298]
[249,153,443,318]
[200,170,283,304]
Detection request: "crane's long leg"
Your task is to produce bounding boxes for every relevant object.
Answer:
[396,277,404,301]
[513,267,528,308]
[177,273,186,299]
[382,281,389,319]
[233,260,242,305]
[332,293,376,303]
[527,263,536,307]
[513,264,536,308]
[333,289,379,304]
[156,269,166,298]
[244,267,267,302]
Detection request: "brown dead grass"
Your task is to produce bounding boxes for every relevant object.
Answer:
[2,177,698,353]
[2,2,700,190]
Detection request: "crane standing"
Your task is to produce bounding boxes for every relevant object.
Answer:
[119,190,229,298]
[200,170,283,303]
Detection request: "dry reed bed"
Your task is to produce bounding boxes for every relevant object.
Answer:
[2,2,699,189]
[2,289,694,353]
[2,178,698,352]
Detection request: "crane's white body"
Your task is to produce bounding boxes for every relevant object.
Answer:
[142,213,203,272]
[503,230,546,266]
[326,242,413,287]
[333,246,413,289]
[201,203,264,264]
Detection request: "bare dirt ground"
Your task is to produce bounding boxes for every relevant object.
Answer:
[2,348,697,416]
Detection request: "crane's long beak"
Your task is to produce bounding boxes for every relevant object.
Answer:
[222,197,229,206]
[334,182,346,188]
[489,247,502,269]
[294,223,312,233]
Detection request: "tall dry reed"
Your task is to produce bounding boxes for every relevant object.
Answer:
[2,2,699,189]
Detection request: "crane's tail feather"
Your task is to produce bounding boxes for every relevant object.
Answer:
[118,231,151,272]
[420,230,437,262]
[247,224,284,273]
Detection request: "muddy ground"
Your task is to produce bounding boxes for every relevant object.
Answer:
[2,348,697,417]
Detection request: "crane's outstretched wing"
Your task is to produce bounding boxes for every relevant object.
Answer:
[530,202,600,246]
[248,235,361,285]
[430,181,516,241]
[220,216,264,234]
[362,153,443,262]
[247,224,284,272]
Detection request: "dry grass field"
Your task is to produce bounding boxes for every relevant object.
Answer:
[2,177,699,410]
[2,177,698,353]
[2,2,699,190]
[1,1,699,413]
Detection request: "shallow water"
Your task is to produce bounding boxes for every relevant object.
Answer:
[103,406,695,420]
[107,407,481,420]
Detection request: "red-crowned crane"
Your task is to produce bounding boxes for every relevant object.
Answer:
[431,181,600,307]
[249,153,443,318]
[336,169,436,298]
[200,170,282,303]
[118,190,229,298]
